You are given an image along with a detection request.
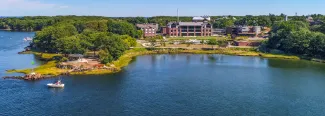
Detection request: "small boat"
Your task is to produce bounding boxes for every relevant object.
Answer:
[47,79,64,88]
[23,37,33,41]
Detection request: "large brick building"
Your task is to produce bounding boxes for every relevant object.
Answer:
[162,22,212,37]
[136,24,159,38]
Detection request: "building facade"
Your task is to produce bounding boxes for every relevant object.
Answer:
[218,26,261,36]
[136,24,159,38]
[162,22,212,37]
[237,26,261,35]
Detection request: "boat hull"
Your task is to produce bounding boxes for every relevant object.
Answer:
[47,83,65,88]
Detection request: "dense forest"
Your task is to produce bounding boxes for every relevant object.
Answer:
[264,20,325,58]
[0,16,115,31]
[27,16,139,64]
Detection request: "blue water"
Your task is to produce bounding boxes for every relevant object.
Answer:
[1,31,325,116]
[0,31,40,77]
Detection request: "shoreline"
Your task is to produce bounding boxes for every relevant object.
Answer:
[0,29,35,32]
[0,29,11,31]
[5,48,301,80]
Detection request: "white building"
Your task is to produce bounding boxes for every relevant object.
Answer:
[192,16,211,22]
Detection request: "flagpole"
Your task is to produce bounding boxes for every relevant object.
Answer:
[31,61,35,73]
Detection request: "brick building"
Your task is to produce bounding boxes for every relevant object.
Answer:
[136,24,159,38]
[162,22,212,37]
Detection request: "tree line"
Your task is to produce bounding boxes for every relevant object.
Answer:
[0,16,116,31]
[31,17,139,64]
[2,14,325,31]
[265,20,325,58]
[212,14,325,28]
[3,15,325,60]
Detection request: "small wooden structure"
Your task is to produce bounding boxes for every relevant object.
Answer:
[68,54,84,61]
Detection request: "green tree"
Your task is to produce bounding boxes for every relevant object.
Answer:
[126,17,148,25]
[257,16,271,27]
[98,49,114,64]
[312,24,325,34]
[214,19,234,28]
[136,30,144,39]
[55,36,85,54]
[269,14,277,26]
[33,24,78,52]
[107,20,137,37]
[207,39,218,50]
[100,35,129,60]
[120,35,137,47]
[268,20,325,58]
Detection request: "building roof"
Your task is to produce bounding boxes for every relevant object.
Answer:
[193,17,205,21]
[193,16,211,21]
[167,22,212,27]
[136,24,158,29]
[178,22,204,26]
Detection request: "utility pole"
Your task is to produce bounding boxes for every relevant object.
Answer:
[177,8,179,23]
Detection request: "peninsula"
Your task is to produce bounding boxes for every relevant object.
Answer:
[3,15,325,80]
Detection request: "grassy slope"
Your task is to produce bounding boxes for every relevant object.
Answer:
[7,61,67,76]
[7,53,67,76]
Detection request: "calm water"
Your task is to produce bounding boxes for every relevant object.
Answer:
[2,31,325,116]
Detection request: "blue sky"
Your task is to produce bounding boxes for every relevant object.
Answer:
[1,0,325,16]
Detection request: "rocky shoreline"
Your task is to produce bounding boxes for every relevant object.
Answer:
[3,72,70,81]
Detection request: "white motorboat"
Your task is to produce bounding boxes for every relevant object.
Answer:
[47,80,64,88]
[24,37,33,41]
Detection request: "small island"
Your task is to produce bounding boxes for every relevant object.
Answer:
[4,15,325,80]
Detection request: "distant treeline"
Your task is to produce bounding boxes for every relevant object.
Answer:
[114,14,325,28]
[2,14,325,31]
[0,16,112,31]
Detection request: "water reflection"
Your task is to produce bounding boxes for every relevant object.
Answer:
[268,59,308,69]
[49,88,64,93]
[171,54,177,60]
[186,55,191,64]
[200,55,205,64]
[151,55,157,66]
[207,55,224,64]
